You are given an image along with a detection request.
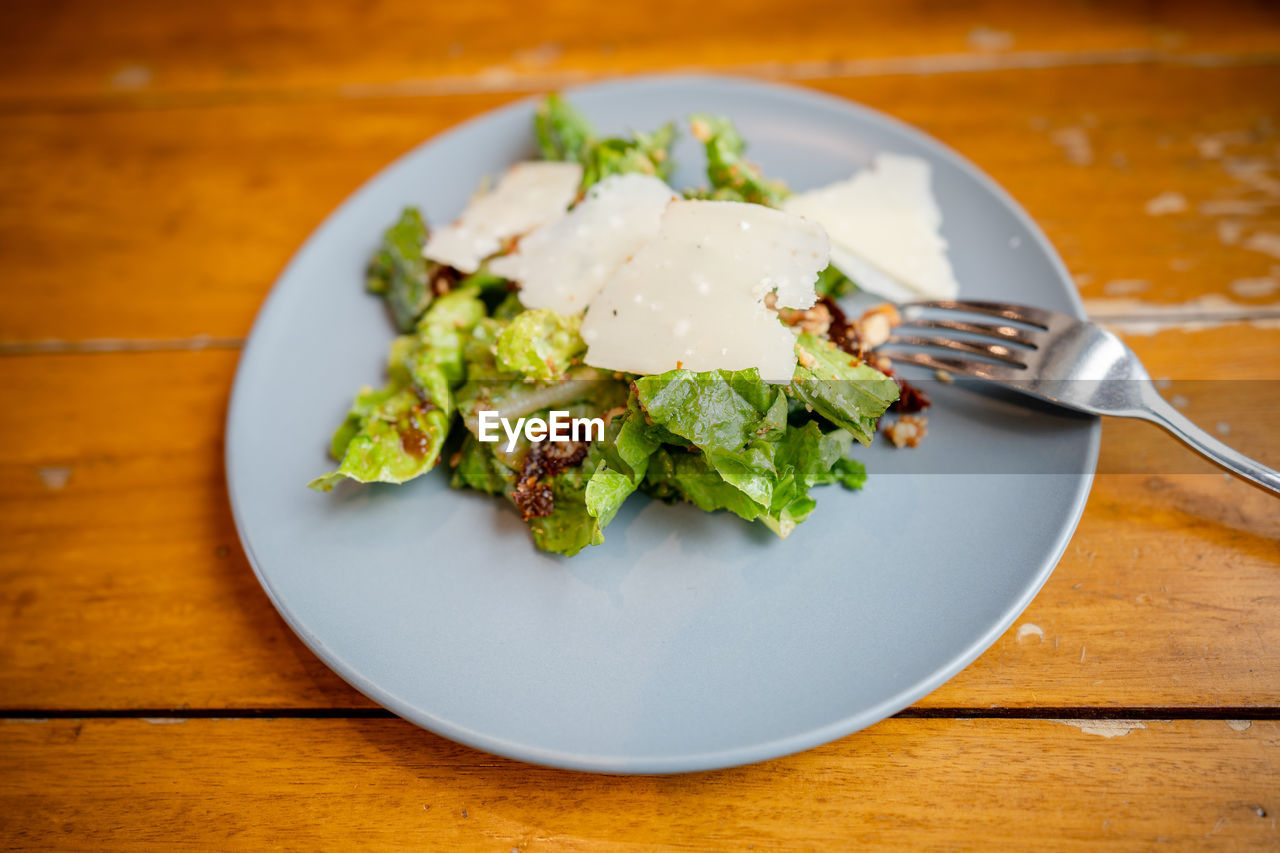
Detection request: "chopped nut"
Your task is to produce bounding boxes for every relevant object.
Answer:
[859,313,892,349]
[884,414,928,449]
[857,302,902,350]
[861,302,902,327]
[796,345,816,368]
[765,289,833,336]
[777,301,832,336]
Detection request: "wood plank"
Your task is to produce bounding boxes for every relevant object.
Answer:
[1,327,1276,711]
[1,0,1277,104]
[3,64,1279,343]
[1,718,1276,849]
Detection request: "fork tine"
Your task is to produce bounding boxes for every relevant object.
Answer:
[895,316,1041,348]
[886,333,1029,366]
[905,300,1055,330]
[875,350,1022,381]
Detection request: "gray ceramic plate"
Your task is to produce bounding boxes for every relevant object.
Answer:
[226,75,1098,773]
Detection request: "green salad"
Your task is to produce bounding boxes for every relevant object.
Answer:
[309,94,901,556]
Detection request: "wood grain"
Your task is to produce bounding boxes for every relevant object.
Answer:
[1,717,1276,850]
[2,64,1280,343]
[1,0,1277,105]
[1,327,1276,711]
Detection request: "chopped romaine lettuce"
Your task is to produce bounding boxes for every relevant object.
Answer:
[307,380,450,492]
[367,207,441,332]
[581,123,676,188]
[535,93,676,190]
[535,93,594,163]
[634,368,786,507]
[790,333,900,445]
[688,114,788,207]
[814,264,857,299]
[451,432,517,495]
[527,464,605,556]
[309,289,486,491]
[495,308,585,380]
[631,365,886,537]
[583,399,661,527]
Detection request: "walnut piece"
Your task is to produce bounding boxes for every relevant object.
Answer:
[857,302,902,349]
[777,302,832,337]
[884,414,929,449]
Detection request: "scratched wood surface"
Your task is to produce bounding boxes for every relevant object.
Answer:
[1,719,1276,850]
[1,0,1278,848]
[2,0,1280,105]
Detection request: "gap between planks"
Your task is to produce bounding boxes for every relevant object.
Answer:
[1,48,1279,114]
[335,48,1280,100]
[2,707,1277,721]
[0,336,245,355]
[3,309,1276,355]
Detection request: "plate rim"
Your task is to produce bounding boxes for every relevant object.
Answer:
[225,72,1100,774]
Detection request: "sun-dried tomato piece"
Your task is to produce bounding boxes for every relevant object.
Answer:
[820,296,862,358]
[510,438,592,520]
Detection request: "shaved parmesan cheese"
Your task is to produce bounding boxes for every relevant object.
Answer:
[782,153,959,301]
[423,161,582,273]
[827,246,919,304]
[580,200,829,382]
[490,173,676,315]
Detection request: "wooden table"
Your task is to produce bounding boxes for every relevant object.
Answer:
[2,1,1278,848]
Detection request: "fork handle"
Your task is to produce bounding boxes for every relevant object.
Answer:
[1140,391,1280,496]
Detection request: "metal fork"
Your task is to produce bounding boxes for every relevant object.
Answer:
[877,300,1280,496]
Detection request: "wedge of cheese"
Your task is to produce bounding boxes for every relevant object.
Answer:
[423,161,582,273]
[581,200,829,382]
[782,153,959,301]
[489,173,676,315]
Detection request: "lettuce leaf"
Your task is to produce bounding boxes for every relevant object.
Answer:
[527,466,605,556]
[634,364,882,537]
[495,308,585,380]
[633,368,787,506]
[366,207,441,332]
[307,382,449,492]
[688,114,788,207]
[450,432,516,495]
[641,421,863,539]
[814,264,857,299]
[583,397,661,528]
[581,123,676,188]
[535,93,594,163]
[789,333,900,445]
[309,289,487,491]
[643,447,768,523]
[535,94,676,190]
[448,398,639,556]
